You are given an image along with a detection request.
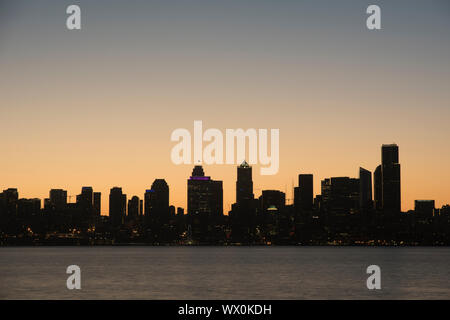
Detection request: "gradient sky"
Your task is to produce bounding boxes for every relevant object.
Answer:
[1,0,449,214]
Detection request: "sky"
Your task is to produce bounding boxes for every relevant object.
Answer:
[1,0,450,214]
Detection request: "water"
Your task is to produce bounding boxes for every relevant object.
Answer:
[0,247,449,299]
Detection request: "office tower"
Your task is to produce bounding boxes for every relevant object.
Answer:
[321,177,360,214]
[78,187,93,208]
[93,192,101,215]
[187,166,223,242]
[169,205,175,217]
[415,200,435,219]
[109,187,126,228]
[187,165,223,217]
[236,160,254,205]
[374,165,382,210]
[359,168,372,210]
[232,161,256,243]
[260,190,286,211]
[294,174,313,211]
[49,189,67,209]
[0,188,19,217]
[17,198,41,219]
[128,196,140,219]
[0,189,19,233]
[381,144,401,212]
[258,190,286,242]
[148,179,170,226]
[144,189,152,217]
[139,200,143,216]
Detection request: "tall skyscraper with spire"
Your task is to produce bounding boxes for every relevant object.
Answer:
[236,160,254,205]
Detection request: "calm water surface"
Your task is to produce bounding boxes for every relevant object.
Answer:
[0,247,449,299]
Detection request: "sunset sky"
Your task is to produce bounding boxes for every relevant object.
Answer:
[1,0,449,214]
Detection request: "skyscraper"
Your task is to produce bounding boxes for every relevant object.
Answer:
[236,160,254,205]
[0,188,19,233]
[232,161,256,243]
[187,165,223,242]
[415,200,435,219]
[49,189,67,210]
[77,187,93,209]
[359,168,372,210]
[260,190,286,211]
[294,174,313,211]
[109,187,126,228]
[128,196,140,219]
[321,177,360,214]
[374,165,382,210]
[381,144,401,213]
[187,166,223,217]
[148,179,170,226]
[93,192,101,216]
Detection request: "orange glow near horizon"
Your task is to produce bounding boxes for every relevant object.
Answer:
[1,1,449,215]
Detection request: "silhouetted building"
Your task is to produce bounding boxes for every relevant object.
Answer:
[359,168,372,210]
[188,166,223,217]
[17,198,41,220]
[260,190,286,211]
[187,166,223,242]
[148,179,170,226]
[381,144,401,212]
[236,160,254,205]
[415,200,435,219]
[231,161,257,243]
[374,165,382,210]
[294,174,313,211]
[128,196,140,219]
[49,189,67,209]
[109,187,126,228]
[258,190,286,243]
[321,177,359,214]
[77,187,93,209]
[1,188,18,217]
[93,192,101,216]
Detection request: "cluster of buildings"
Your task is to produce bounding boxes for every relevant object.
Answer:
[1,144,449,245]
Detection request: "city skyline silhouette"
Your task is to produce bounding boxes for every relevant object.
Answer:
[2,1,450,214]
[1,143,449,245]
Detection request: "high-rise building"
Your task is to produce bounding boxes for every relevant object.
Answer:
[294,174,313,211]
[236,160,254,205]
[232,161,256,243]
[374,165,382,210]
[49,189,67,209]
[415,200,435,219]
[93,192,101,215]
[17,198,41,219]
[128,196,140,219]
[381,144,401,212]
[109,187,126,228]
[0,188,19,217]
[148,179,170,226]
[77,187,93,208]
[321,177,359,214]
[359,168,372,210]
[260,190,286,211]
[188,166,223,217]
[187,166,223,242]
